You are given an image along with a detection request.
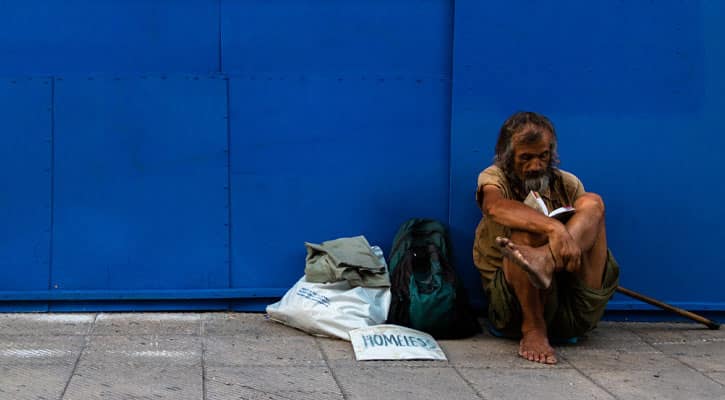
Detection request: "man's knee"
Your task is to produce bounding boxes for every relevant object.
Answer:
[575,193,605,219]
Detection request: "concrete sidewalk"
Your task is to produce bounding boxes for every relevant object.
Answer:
[0,312,723,400]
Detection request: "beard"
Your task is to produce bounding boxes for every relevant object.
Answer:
[523,173,550,193]
[502,158,556,199]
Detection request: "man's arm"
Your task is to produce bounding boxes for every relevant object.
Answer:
[480,185,561,235]
[480,185,581,272]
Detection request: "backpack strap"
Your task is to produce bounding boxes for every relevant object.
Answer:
[387,248,415,325]
[425,244,455,283]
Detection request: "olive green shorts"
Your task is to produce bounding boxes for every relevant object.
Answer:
[486,250,620,340]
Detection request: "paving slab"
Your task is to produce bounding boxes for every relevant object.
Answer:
[585,358,725,400]
[332,366,480,400]
[82,335,201,366]
[624,322,725,345]
[560,347,670,371]
[457,367,615,400]
[653,340,725,372]
[0,335,84,365]
[202,312,308,337]
[206,365,343,400]
[0,363,75,400]
[558,324,666,371]
[92,312,201,336]
[63,363,202,400]
[0,313,94,336]
[578,322,657,350]
[205,334,326,367]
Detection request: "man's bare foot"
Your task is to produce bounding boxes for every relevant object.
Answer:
[520,330,557,364]
[496,236,555,289]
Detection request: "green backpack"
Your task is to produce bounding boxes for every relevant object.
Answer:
[387,218,480,339]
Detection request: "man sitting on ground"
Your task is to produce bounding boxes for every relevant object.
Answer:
[473,111,619,364]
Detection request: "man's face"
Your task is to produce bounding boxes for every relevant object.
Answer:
[512,130,553,192]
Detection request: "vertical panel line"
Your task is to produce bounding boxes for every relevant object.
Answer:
[446,0,456,226]
[48,77,56,290]
[218,0,223,73]
[225,77,233,289]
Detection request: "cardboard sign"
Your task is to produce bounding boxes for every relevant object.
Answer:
[349,325,447,361]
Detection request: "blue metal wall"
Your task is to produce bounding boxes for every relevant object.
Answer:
[0,0,453,311]
[0,1,723,313]
[450,0,725,312]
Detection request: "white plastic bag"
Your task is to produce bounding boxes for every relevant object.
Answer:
[266,277,391,340]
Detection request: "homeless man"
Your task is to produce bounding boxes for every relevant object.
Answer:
[473,111,619,364]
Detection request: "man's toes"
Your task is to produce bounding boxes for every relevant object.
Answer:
[544,353,557,364]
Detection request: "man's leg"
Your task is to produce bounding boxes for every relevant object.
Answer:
[496,193,609,364]
[566,193,607,289]
[501,230,557,364]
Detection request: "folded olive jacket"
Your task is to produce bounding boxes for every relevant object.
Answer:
[305,235,390,288]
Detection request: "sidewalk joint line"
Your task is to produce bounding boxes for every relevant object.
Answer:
[566,360,621,399]
[87,313,99,335]
[452,365,490,400]
[314,337,349,400]
[60,328,89,399]
[202,336,208,400]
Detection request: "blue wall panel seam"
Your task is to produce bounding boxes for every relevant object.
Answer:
[217,0,223,73]
[47,77,56,291]
[225,76,233,288]
[446,0,457,227]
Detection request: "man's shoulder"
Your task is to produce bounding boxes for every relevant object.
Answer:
[477,164,514,200]
[478,165,505,184]
[556,168,581,184]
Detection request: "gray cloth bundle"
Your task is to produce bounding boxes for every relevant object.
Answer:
[304,235,390,288]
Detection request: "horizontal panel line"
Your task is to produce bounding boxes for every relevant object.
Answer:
[0,288,286,301]
[0,72,452,81]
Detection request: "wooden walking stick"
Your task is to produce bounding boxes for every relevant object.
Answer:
[616,286,720,330]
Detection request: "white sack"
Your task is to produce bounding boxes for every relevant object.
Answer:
[266,276,391,340]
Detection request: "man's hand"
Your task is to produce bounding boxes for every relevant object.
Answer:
[546,222,581,273]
